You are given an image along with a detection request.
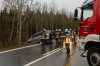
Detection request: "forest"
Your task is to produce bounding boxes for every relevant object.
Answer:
[0,0,79,49]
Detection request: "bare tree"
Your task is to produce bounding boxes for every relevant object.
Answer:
[49,1,58,30]
[3,0,34,45]
[33,2,42,32]
[3,0,17,45]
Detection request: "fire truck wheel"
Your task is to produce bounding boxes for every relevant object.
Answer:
[87,47,100,66]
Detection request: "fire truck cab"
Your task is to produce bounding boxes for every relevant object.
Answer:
[74,0,100,66]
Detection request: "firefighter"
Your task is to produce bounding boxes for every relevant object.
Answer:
[49,30,54,44]
[73,29,77,45]
[59,29,62,40]
[63,29,67,41]
[63,32,66,41]
[60,31,64,47]
[68,29,71,35]
[70,30,76,45]
[55,29,60,45]
[65,29,70,38]
[69,28,72,32]
[52,30,54,39]
[60,32,64,40]
[41,29,46,46]
[57,29,61,44]
[65,31,70,54]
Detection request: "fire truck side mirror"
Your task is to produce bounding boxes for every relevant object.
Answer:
[74,8,78,21]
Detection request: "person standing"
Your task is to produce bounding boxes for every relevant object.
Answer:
[55,29,60,45]
[60,31,64,47]
[41,29,46,46]
[65,33,70,55]
[49,30,54,44]
[73,29,76,45]
[70,30,76,45]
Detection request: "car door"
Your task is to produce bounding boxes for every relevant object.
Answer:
[31,34,37,42]
[36,32,41,42]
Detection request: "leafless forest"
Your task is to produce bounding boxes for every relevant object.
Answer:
[0,0,79,48]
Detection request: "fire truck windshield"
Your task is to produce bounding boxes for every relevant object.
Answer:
[82,4,93,22]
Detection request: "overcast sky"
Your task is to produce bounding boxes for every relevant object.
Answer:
[0,0,85,17]
[0,0,84,11]
[35,0,84,13]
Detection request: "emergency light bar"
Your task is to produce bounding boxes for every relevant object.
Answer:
[83,0,94,5]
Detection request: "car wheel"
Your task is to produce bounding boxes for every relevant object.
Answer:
[87,47,100,66]
[28,41,31,44]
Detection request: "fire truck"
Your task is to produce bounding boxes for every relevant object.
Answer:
[74,0,100,66]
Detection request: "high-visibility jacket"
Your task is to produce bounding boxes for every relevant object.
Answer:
[71,34,74,38]
[41,32,46,39]
[73,31,76,36]
[66,34,70,37]
[55,32,59,38]
[63,35,66,38]
[65,38,70,44]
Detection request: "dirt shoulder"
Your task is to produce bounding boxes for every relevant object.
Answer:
[0,42,40,52]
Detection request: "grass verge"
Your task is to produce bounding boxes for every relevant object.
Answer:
[0,42,40,52]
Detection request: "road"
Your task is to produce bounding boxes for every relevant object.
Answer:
[0,40,89,66]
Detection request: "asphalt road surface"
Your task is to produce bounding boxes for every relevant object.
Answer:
[0,40,89,66]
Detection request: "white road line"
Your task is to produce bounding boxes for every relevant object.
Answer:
[0,43,41,53]
[24,48,64,66]
[43,48,60,56]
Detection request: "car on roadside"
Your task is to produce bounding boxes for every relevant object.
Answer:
[28,30,51,44]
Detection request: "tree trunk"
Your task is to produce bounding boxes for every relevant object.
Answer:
[18,23,22,45]
[9,13,15,45]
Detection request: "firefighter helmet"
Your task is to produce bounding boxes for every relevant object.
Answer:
[59,29,61,31]
[52,30,54,32]
[65,29,68,32]
[43,29,46,31]
[56,29,58,31]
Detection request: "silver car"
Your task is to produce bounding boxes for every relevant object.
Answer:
[28,30,51,44]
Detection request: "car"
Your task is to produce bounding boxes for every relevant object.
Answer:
[28,30,51,44]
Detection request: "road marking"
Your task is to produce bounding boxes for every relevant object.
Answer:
[0,43,41,53]
[24,48,64,66]
[43,48,60,56]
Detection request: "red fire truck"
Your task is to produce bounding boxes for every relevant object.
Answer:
[74,0,100,66]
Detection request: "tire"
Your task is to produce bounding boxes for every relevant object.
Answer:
[87,47,100,66]
[28,41,31,44]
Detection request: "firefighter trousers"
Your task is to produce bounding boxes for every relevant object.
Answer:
[65,44,70,54]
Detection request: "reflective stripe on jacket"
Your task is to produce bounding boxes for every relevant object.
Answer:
[65,38,70,44]
[66,34,70,37]
[71,34,74,38]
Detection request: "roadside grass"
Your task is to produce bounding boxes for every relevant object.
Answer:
[0,42,40,52]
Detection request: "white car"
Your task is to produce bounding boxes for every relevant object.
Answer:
[28,30,51,44]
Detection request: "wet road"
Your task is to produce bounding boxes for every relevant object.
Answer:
[25,44,89,66]
[0,41,58,66]
[0,40,89,66]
